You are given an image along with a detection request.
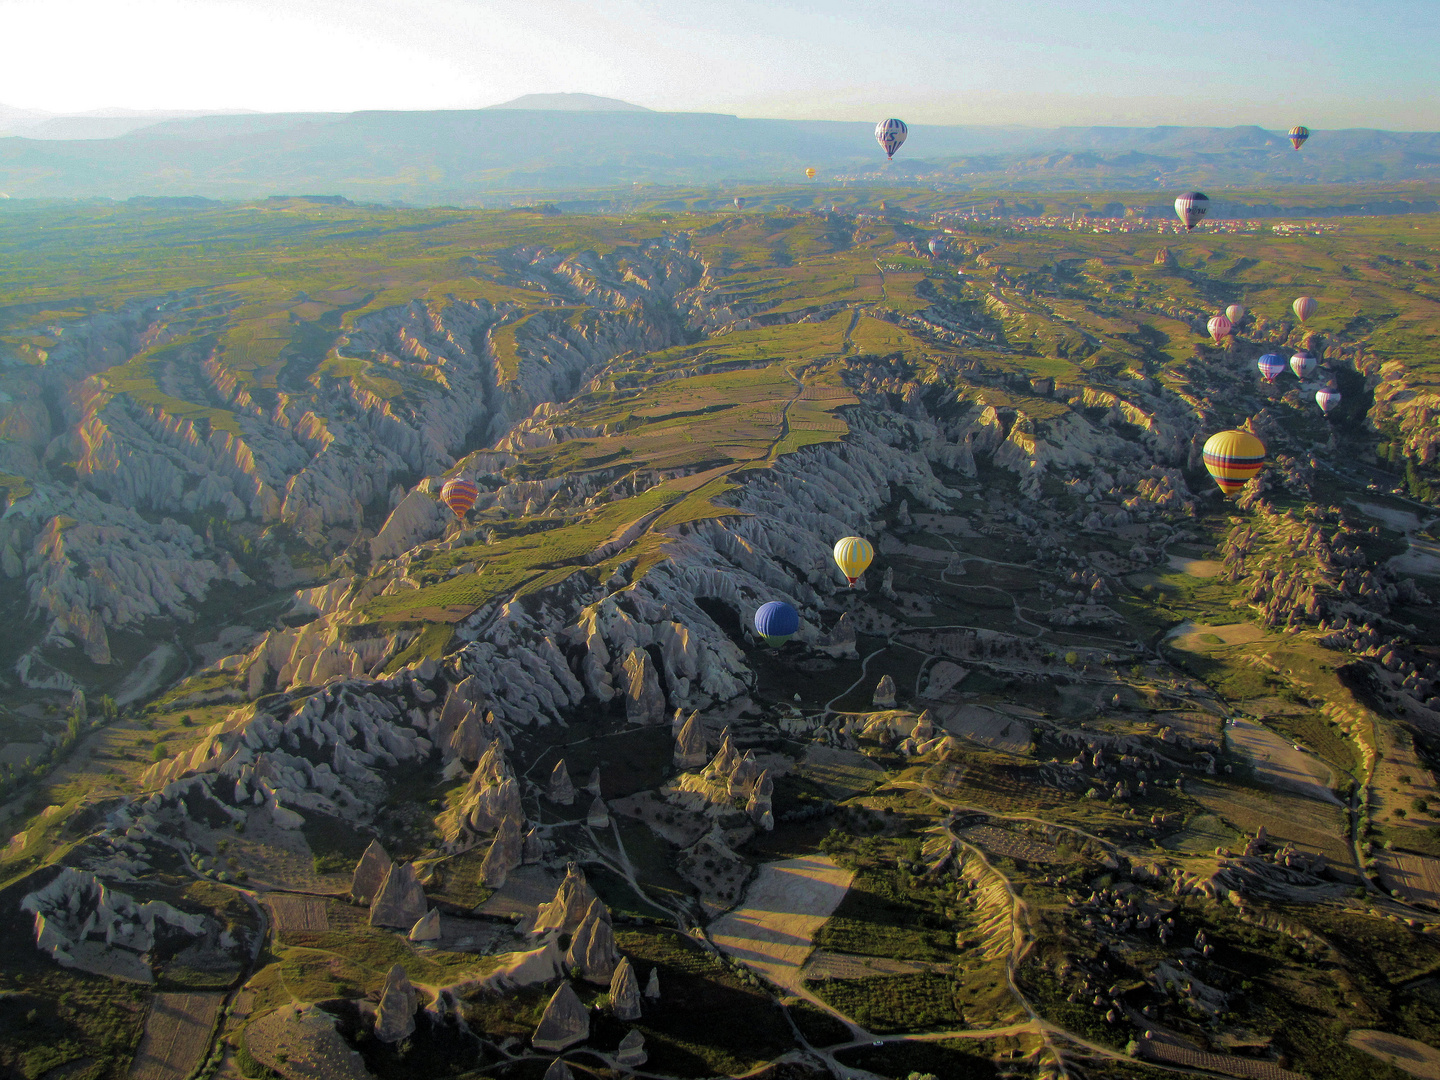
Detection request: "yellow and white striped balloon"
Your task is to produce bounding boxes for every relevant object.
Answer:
[833,536,874,585]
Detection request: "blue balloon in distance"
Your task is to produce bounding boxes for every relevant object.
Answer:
[754,601,800,646]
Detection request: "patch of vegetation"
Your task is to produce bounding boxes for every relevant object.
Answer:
[785,999,851,1047]
[806,972,962,1033]
[833,1037,1006,1079]
[612,928,794,1076]
[1260,709,1363,777]
[811,859,958,963]
[301,813,376,876]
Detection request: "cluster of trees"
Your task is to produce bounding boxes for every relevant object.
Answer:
[0,693,118,803]
[1375,441,1437,503]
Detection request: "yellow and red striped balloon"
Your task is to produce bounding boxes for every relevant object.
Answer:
[1203,430,1266,496]
[440,477,479,519]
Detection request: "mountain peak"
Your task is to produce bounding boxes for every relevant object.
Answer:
[485,93,650,113]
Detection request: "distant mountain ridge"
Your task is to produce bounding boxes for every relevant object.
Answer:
[486,93,650,112]
[0,102,258,140]
[0,106,1437,199]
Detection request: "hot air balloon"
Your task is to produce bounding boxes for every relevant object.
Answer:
[833,536,874,586]
[1174,192,1209,231]
[805,167,817,179]
[1257,354,1286,383]
[1203,430,1267,496]
[1207,315,1233,342]
[1316,388,1342,415]
[875,118,908,159]
[928,237,946,257]
[733,196,745,210]
[754,601,800,647]
[1292,296,1318,322]
[440,477,479,519]
[1290,351,1317,379]
[1225,303,1246,324]
[1289,125,1310,151]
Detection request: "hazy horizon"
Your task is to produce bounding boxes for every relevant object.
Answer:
[1,0,1436,129]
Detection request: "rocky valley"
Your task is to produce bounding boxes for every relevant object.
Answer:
[1,193,1439,1080]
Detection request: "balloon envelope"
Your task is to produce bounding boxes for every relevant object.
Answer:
[1293,296,1318,322]
[1207,315,1233,342]
[928,237,945,257]
[754,601,800,646]
[1174,192,1209,231]
[1316,388,1342,414]
[833,536,875,585]
[440,477,479,519]
[1289,125,1310,150]
[1257,354,1286,383]
[733,197,744,209]
[1203,430,1267,496]
[805,167,817,179]
[1225,304,1246,323]
[1290,351,1317,379]
[875,118,908,159]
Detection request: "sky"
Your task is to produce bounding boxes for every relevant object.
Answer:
[1,0,1437,129]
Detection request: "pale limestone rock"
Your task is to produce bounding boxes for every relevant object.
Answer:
[673,711,707,770]
[727,751,761,799]
[705,730,737,777]
[374,963,417,1043]
[543,1060,574,1080]
[609,956,641,1020]
[873,675,897,709]
[351,839,393,905]
[449,710,495,762]
[587,796,611,829]
[408,909,441,942]
[818,612,858,657]
[746,770,774,831]
[566,898,618,985]
[643,967,660,999]
[548,759,576,805]
[479,940,566,991]
[441,742,521,844]
[623,648,665,725]
[585,767,602,796]
[481,813,524,888]
[617,1029,647,1067]
[369,863,427,929]
[523,827,546,864]
[913,710,935,740]
[436,674,488,745]
[532,981,589,1052]
[533,862,598,936]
